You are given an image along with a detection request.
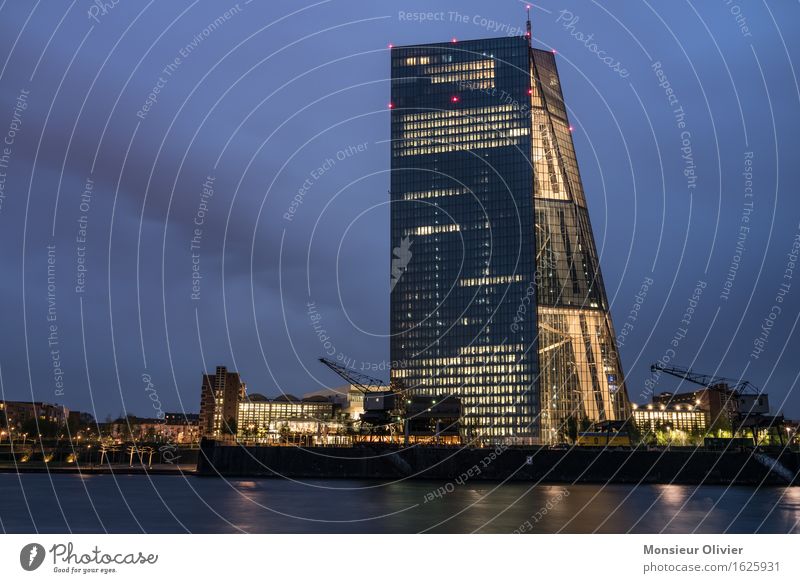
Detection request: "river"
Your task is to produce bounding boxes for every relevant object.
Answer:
[0,474,798,533]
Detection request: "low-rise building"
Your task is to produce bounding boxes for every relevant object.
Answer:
[101,414,200,444]
[652,385,770,429]
[632,402,709,434]
[238,394,345,444]
[0,400,69,437]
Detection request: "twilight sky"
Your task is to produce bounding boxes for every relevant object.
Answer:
[0,0,798,421]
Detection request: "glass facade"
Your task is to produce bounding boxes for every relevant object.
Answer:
[389,36,629,444]
[529,49,629,442]
[633,404,709,434]
[237,399,340,439]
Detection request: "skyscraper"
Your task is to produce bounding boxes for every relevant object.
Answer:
[389,29,629,444]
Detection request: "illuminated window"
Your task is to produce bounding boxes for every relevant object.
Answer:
[410,224,461,236]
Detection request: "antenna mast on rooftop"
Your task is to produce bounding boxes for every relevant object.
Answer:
[526,4,532,46]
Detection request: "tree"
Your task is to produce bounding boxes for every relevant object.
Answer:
[709,413,733,438]
[66,415,80,437]
[242,423,259,440]
[279,422,291,443]
[566,416,579,443]
[222,416,237,436]
[653,421,673,446]
[21,418,61,439]
[620,417,643,446]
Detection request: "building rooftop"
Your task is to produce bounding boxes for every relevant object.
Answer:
[246,393,269,402]
[273,394,301,403]
[633,403,703,412]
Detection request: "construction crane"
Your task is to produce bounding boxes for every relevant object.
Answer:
[318,358,463,446]
[317,358,387,394]
[650,363,758,394]
[318,358,407,439]
[649,363,788,444]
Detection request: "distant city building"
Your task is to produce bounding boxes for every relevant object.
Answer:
[102,414,200,444]
[634,382,776,442]
[164,412,200,425]
[199,365,246,438]
[653,385,770,429]
[199,366,348,444]
[389,33,629,444]
[632,402,709,434]
[238,394,344,444]
[0,400,69,432]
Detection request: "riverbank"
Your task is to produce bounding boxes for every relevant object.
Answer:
[0,463,195,475]
[0,443,199,475]
[197,441,800,486]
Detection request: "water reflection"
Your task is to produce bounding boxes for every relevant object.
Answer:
[0,474,797,533]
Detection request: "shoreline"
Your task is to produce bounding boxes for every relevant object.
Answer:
[0,464,195,475]
[197,441,800,486]
[2,444,797,487]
